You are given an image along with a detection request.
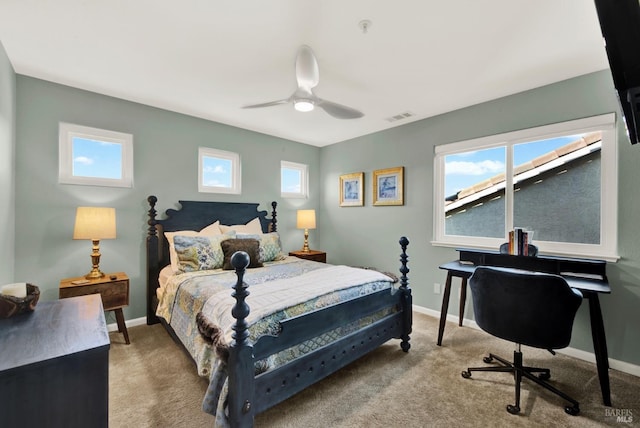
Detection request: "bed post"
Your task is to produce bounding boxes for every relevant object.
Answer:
[270,201,278,232]
[146,195,161,325]
[227,251,256,428]
[399,236,412,352]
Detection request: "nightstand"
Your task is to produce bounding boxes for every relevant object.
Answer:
[60,272,130,344]
[289,250,327,263]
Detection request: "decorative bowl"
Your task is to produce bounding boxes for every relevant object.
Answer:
[0,284,40,319]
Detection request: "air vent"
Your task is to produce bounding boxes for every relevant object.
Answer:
[385,111,415,123]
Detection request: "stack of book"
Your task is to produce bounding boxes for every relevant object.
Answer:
[507,228,532,256]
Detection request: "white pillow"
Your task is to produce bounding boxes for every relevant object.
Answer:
[164,220,222,272]
[219,217,263,234]
[200,220,222,235]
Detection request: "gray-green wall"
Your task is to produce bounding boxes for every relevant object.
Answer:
[14,76,320,321]
[9,69,640,368]
[319,70,640,367]
[0,41,15,284]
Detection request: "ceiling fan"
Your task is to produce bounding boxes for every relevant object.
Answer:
[243,45,364,119]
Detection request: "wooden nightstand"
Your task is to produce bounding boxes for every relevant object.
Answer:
[289,250,327,263]
[60,272,130,344]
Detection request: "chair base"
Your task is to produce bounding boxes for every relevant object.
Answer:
[461,350,580,416]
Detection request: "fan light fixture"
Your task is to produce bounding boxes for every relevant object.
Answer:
[242,45,364,119]
[294,99,314,112]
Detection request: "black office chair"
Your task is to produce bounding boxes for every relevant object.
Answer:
[461,266,583,416]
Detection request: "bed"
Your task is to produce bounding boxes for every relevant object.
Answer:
[146,195,412,427]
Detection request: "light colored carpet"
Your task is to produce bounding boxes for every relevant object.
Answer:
[109,313,639,427]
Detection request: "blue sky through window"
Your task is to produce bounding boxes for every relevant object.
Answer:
[72,137,122,179]
[282,168,301,193]
[202,156,232,187]
[444,135,582,197]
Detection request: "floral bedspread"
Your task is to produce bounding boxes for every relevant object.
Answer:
[155,256,397,425]
[156,256,327,377]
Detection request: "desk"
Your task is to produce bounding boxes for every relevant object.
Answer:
[438,253,612,407]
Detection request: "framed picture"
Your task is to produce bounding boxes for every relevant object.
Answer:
[373,167,404,206]
[339,172,364,206]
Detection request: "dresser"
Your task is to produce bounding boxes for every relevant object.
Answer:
[0,294,110,428]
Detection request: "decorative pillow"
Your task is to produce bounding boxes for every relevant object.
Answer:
[237,232,286,263]
[164,221,222,272]
[199,220,221,235]
[221,239,263,270]
[174,232,235,273]
[219,217,263,234]
[166,230,199,271]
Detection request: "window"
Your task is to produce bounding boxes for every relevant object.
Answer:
[433,114,618,260]
[281,161,309,198]
[59,123,133,187]
[198,147,241,194]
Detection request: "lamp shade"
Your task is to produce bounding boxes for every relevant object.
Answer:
[73,207,116,240]
[296,209,316,229]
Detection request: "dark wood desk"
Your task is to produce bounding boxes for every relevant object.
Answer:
[438,250,612,407]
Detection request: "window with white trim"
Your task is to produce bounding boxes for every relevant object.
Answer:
[281,161,309,198]
[59,123,133,188]
[198,147,241,194]
[433,114,618,260]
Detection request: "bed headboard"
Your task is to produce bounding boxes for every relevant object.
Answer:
[145,195,278,324]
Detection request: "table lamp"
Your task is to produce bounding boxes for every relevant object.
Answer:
[296,209,316,252]
[73,207,116,279]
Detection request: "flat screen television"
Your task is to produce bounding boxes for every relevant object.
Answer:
[593,0,640,145]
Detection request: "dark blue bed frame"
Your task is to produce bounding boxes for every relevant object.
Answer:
[146,196,412,427]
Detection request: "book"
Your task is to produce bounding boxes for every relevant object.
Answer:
[509,227,531,255]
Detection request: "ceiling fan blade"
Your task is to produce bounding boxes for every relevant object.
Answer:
[317,99,364,119]
[295,45,319,89]
[242,99,289,109]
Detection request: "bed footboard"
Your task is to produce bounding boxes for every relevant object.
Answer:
[227,237,411,427]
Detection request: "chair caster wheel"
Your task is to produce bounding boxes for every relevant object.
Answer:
[461,370,472,379]
[506,404,521,415]
[565,405,580,416]
[483,356,494,364]
[539,372,551,380]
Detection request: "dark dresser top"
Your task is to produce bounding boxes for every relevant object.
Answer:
[0,294,110,372]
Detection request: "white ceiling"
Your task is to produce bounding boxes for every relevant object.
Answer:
[0,1,610,147]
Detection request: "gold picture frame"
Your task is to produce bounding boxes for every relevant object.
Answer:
[339,172,364,206]
[373,167,404,206]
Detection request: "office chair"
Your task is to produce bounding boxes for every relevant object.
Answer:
[461,266,583,416]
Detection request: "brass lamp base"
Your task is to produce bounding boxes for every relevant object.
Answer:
[85,268,105,280]
[301,228,310,252]
[85,239,105,279]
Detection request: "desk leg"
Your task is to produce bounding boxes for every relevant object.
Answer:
[437,273,453,346]
[587,293,611,406]
[458,278,467,327]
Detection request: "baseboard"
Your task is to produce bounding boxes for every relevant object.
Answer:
[413,304,640,378]
[107,316,147,333]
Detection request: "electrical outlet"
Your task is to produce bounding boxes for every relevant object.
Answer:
[434,283,441,294]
